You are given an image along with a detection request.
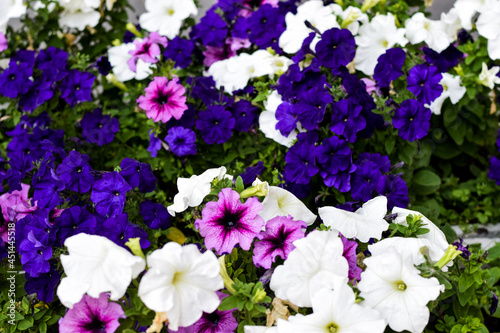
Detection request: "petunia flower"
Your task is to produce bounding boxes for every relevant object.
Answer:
[252,215,306,269]
[428,73,466,115]
[406,64,443,105]
[270,230,349,307]
[108,42,153,82]
[139,0,198,39]
[25,266,61,303]
[80,108,120,146]
[318,196,389,243]
[373,48,406,88]
[90,171,132,217]
[137,76,188,123]
[167,167,230,216]
[405,12,453,53]
[138,242,223,331]
[315,28,356,69]
[140,200,171,230]
[392,99,431,142]
[59,69,95,107]
[119,158,157,193]
[196,105,235,145]
[477,62,500,89]
[57,233,145,308]
[164,126,197,157]
[358,248,444,333]
[56,151,95,193]
[258,184,317,226]
[195,188,265,255]
[0,183,37,227]
[276,284,386,332]
[59,293,125,333]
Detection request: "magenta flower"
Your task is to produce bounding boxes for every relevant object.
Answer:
[195,188,265,255]
[341,235,362,283]
[128,32,168,72]
[137,76,188,123]
[252,215,306,269]
[59,293,125,333]
[169,291,238,333]
[0,183,37,241]
[0,33,7,52]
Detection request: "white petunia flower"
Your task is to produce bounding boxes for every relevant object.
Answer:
[429,73,466,115]
[167,166,229,216]
[259,185,317,225]
[139,0,197,39]
[318,196,389,242]
[244,326,279,333]
[56,233,146,308]
[0,0,27,33]
[138,242,223,331]
[405,12,453,53]
[270,230,349,307]
[452,0,489,31]
[108,43,153,82]
[279,0,340,54]
[339,6,369,35]
[476,0,500,60]
[258,90,301,147]
[478,62,500,88]
[354,13,408,75]
[369,237,439,266]
[358,249,444,333]
[277,285,386,333]
[392,206,450,262]
[57,0,101,30]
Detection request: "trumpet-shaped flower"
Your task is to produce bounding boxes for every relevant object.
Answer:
[478,62,500,89]
[270,230,349,307]
[318,196,389,242]
[0,183,36,226]
[59,293,125,333]
[139,0,198,39]
[58,0,100,30]
[405,13,453,53]
[167,167,230,216]
[195,188,265,255]
[259,185,316,225]
[476,0,500,60]
[57,233,146,308]
[429,73,466,115]
[138,242,223,331]
[277,285,386,333]
[108,43,153,82]
[358,249,444,333]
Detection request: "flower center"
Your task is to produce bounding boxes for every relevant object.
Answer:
[326,322,339,332]
[381,40,388,48]
[83,314,107,331]
[395,280,407,291]
[114,191,120,196]
[157,92,172,105]
[205,312,220,325]
[77,167,82,173]
[218,209,242,229]
[172,271,184,285]
[166,8,175,16]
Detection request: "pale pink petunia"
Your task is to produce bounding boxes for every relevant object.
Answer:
[137,76,188,123]
[0,33,7,52]
[128,32,168,72]
[0,183,37,241]
[252,215,306,269]
[195,188,265,255]
[59,293,125,333]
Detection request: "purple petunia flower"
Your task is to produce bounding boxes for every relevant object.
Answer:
[283,132,319,185]
[248,4,285,51]
[55,206,97,245]
[128,31,167,72]
[163,37,194,68]
[60,69,95,107]
[19,78,54,112]
[96,56,112,76]
[148,129,162,158]
[317,136,355,192]
[316,28,356,69]
[341,235,362,283]
[295,86,332,131]
[423,45,463,73]
[90,171,132,217]
[57,151,95,193]
[350,160,381,202]
[240,161,264,184]
[36,47,69,82]
[140,200,171,230]
[252,215,306,269]
[193,9,228,47]
[196,105,235,145]
[392,99,431,142]
[407,64,443,105]
[357,153,392,173]
[451,238,471,260]
[59,293,126,333]
[80,109,120,146]
[330,99,367,143]
[164,126,197,157]
[375,174,409,210]
[19,231,52,277]
[0,62,33,98]
[275,102,300,136]
[489,156,500,185]
[373,48,406,88]
[230,100,259,132]
[100,213,150,249]
[195,188,265,255]
[119,158,157,193]
[25,266,61,303]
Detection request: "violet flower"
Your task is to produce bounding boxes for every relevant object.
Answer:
[90,172,132,217]
[392,99,431,142]
[316,28,356,69]
[195,188,265,255]
[407,64,443,105]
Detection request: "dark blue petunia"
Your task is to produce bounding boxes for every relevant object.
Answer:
[90,171,132,217]
[196,105,235,144]
[57,151,95,193]
[407,64,443,105]
[316,28,356,69]
[392,99,431,142]
[119,158,157,193]
[140,200,171,230]
[59,69,95,107]
[164,126,197,157]
[373,48,406,88]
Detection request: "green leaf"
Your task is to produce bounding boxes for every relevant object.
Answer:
[39,322,47,333]
[487,243,500,261]
[458,274,475,293]
[413,170,441,195]
[457,285,475,306]
[219,296,239,311]
[16,319,33,330]
[235,176,244,193]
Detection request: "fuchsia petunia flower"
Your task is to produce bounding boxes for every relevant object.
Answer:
[252,215,306,269]
[0,33,7,52]
[0,183,37,242]
[128,32,168,72]
[195,188,265,255]
[59,293,125,333]
[137,76,188,123]
[341,235,362,283]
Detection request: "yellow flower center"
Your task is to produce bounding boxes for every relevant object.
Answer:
[326,323,339,332]
[395,280,407,291]
[172,271,184,285]
[166,8,175,16]
[381,40,389,48]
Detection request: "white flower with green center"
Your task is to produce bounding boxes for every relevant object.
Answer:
[259,185,317,225]
[57,0,101,30]
[276,284,386,332]
[318,196,388,242]
[108,42,153,82]
[138,242,223,331]
[139,0,198,39]
[270,230,349,307]
[476,1,500,60]
[354,13,408,75]
[405,12,454,53]
[429,73,466,115]
[57,233,146,308]
[358,249,444,333]
[478,62,500,88]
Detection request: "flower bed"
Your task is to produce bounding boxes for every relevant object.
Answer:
[1,0,500,332]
